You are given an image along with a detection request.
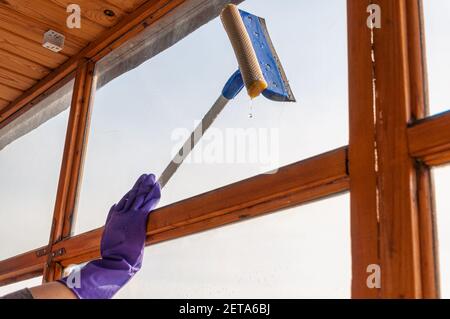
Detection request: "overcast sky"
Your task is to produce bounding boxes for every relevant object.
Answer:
[0,0,449,298]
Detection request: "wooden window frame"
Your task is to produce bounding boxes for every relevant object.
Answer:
[0,0,446,298]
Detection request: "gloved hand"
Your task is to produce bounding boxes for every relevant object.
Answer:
[59,173,161,299]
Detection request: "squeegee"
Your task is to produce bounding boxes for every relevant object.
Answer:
[158,4,295,188]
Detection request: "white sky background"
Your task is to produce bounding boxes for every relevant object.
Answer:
[0,0,449,298]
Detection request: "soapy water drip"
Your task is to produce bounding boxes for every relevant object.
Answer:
[248,98,254,119]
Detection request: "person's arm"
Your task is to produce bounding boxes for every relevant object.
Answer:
[29,282,77,299]
[1,173,160,300]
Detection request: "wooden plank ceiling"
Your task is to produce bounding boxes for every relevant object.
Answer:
[0,0,147,111]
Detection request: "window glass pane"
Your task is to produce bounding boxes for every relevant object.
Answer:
[433,166,450,298]
[0,276,42,297]
[114,195,350,298]
[75,0,348,234]
[0,81,72,260]
[423,0,450,115]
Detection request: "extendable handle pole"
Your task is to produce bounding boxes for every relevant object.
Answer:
[157,95,230,188]
[157,68,244,188]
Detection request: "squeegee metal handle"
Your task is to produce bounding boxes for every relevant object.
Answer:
[157,71,244,189]
[157,95,229,188]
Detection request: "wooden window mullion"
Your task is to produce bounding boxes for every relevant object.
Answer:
[43,59,96,283]
[347,0,380,298]
[406,0,439,298]
[349,0,438,298]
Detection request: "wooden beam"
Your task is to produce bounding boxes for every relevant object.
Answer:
[0,27,70,68]
[62,65,96,240]
[0,67,37,91]
[348,0,432,299]
[0,72,75,131]
[373,0,422,298]
[0,83,22,101]
[408,111,450,166]
[49,148,349,266]
[106,0,148,14]
[347,0,380,299]
[0,148,349,284]
[0,0,185,128]
[42,60,95,283]
[0,49,50,81]
[0,0,106,42]
[406,0,439,298]
[0,247,46,287]
[89,0,186,62]
[0,270,42,288]
[416,164,440,297]
[0,7,86,55]
[0,97,9,110]
[48,0,127,28]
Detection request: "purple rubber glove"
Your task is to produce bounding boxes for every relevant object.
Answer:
[59,173,161,299]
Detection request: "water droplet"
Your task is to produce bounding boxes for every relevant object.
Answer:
[266,64,271,70]
[254,31,259,37]
[248,98,255,119]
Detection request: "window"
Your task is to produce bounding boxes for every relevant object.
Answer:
[433,166,450,298]
[0,81,73,260]
[423,0,450,115]
[115,195,350,298]
[74,0,348,234]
